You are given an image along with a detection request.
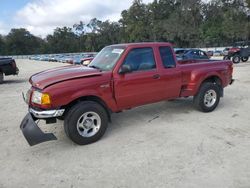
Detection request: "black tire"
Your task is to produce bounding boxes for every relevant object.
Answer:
[241,57,249,62]
[64,101,108,145]
[223,55,230,60]
[232,55,241,64]
[0,71,4,84]
[193,82,221,112]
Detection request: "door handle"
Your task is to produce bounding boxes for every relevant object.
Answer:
[153,74,160,79]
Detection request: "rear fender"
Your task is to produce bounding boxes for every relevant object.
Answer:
[191,72,224,96]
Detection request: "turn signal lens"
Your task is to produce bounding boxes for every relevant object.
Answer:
[41,93,51,105]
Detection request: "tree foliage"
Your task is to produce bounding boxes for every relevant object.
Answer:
[44,27,79,53]
[0,0,250,55]
[3,28,44,55]
[0,35,5,55]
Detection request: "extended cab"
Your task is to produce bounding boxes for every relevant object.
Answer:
[0,58,19,83]
[20,42,234,146]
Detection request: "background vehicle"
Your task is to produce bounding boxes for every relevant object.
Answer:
[223,41,250,64]
[206,51,214,57]
[20,42,234,146]
[0,58,19,83]
[182,49,210,60]
[81,57,94,66]
[174,48,187,60]
[72,55,83,64]
[28,53,97,65]
[213,50,223,56]
[73,54,96,65]
[175,49,209,60]
[222,48,230,56]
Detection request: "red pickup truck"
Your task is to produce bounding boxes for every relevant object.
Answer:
[20,42,234,146]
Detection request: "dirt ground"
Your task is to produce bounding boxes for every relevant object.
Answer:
[0,59,250,188]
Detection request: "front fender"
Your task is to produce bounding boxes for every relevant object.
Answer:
[44,78,118,112]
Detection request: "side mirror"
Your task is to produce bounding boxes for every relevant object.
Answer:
[119,64,132,74]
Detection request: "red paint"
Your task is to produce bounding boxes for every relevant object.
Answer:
[28,42,233,112]
[81,57,94,63]
[229,47,240,53]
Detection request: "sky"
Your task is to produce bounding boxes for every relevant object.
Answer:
[0,0,153,37]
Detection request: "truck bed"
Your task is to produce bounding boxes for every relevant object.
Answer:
[177,59,233,97]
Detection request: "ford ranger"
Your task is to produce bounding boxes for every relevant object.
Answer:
[20,42,234,146]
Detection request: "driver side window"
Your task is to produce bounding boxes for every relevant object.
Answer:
[123,48,156,72]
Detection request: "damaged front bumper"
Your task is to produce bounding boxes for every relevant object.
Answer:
[230,78,235,85]
[20,108,65,146]
[29,108,65,119]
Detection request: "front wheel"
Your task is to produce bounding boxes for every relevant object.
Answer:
[223,55,230,60]
[232,55,241,64]
[64,101,108,145]
[193,82,221,112]
[241,57,249,62]
[0,71,4,84]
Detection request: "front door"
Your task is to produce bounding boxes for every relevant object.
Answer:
[113,47,165,109]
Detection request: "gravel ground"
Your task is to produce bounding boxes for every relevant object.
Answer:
[0,59,250,188]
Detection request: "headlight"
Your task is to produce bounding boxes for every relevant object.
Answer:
[31,91,51,105]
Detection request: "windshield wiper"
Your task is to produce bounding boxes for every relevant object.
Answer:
[88,65,102,71]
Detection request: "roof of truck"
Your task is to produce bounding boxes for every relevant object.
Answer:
[109,42,173,48]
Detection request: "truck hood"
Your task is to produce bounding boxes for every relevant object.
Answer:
[30,65,102,89]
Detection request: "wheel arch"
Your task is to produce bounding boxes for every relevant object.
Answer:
[62,95,112,121]
[198,75,223,97]
[202,75,222,85]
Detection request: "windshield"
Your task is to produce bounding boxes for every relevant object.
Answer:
[88,46,125,71]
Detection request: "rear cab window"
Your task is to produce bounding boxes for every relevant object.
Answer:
[159,46,176,68]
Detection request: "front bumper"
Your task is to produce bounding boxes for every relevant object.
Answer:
[29,108,65,119]
[230,79,235,85]
[20,113,57,146]
[15,67,19,75]
[22,90,65,119]
[20,108,65,146]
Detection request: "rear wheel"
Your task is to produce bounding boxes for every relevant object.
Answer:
[0,71,4,84]
[64,101,108,145]
[193,82,221,112]
[232,55,241,64]
[241,57,249,62]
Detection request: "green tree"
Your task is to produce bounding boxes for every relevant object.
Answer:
[147,0,175,41]
[84,19,122,51]
[120,0,151,42]
[87,18,102,33]
[73,21,85,51]
[44,27,78,53]
[0,35,6,55]
[96,20,122,47]
[5,28,43,55]
[246,0,250,8]
[201,0,249,47]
